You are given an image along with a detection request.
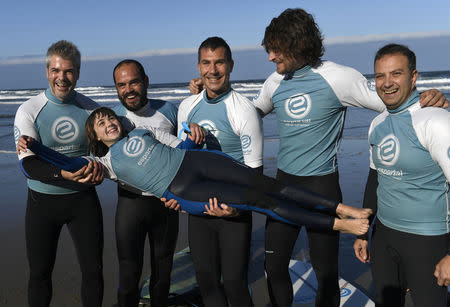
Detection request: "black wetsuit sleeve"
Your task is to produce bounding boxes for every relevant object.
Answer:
[29,139,89,172]
[358,168,378,239]
[253,165,263,174]
[20,156,64,182]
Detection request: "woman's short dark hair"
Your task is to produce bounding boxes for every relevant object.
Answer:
[262,8,324,67]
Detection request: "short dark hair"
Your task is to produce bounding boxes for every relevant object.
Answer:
[46,40,81,73]
[262,8,324,67]
[374,44,416,73]
[113,59,147,84]
[85,107,122,157]
[198,36,232,63]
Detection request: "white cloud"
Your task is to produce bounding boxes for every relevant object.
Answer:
[324,30,450,45]
[1,30,449,65]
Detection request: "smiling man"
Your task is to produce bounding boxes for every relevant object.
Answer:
[353,44,450,307]
[177,36,263,307]
[14,40,103,307]
[111,59,181,307]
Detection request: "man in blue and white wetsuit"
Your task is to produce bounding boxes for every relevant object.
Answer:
[250,9,447,307]
[178,37,263,307]
[14,40,104,307]
[353,44,450,307]
[111,59,187,307]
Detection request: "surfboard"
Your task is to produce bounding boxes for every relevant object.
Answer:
[289,259,375,306]
[139,247,203,307]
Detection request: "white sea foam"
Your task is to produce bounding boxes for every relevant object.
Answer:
[0,74,448,107]
[416,78,450,84]
[417,85,450,91]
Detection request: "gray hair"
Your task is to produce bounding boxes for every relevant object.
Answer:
[46,40,81,72]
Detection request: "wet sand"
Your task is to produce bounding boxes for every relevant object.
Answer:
[0,138,377,306]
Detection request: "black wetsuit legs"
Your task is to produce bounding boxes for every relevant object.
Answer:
[25,188,103,307]
[115,188,178,307]
[264,170,341,307]
[188,213,253,307]
[370,220,448,307]
[169,151,337,229]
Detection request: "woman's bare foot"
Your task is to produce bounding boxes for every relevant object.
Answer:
[333,218,369,235]
[336,203,372,219]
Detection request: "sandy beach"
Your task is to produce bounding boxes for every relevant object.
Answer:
[0,137,376,306]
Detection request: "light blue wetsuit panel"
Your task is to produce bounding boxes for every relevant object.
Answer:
[14,89,98,194]
[187,90,243,161]
[369,91,450,235]
[178,89,263,168]
[253,61,384,176]
[113,99,178,196]
[113,99,178,133]
[105,129,185,198]
[269,66,345,175]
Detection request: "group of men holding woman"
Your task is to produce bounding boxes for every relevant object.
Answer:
[14,7,449,307]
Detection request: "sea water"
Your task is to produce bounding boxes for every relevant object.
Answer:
[1,70,449,154]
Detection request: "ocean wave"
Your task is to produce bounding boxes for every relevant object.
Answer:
[417,85,450,91]
[0,101,24,105]
[416,78,450,84]
[0,150,16,154]
[150,95,190,101]
[231,87,261,93]
[80,92,117,97]
[93,98,120,103]
[76,86,110,91]
[149,88,190,95]
[0,96,34,101]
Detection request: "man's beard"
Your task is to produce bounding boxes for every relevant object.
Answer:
[119,91,148,111]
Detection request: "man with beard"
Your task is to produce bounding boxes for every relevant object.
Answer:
[112,59,202,307]
[14,40,104,307]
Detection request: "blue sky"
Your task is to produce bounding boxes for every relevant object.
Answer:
[2,0,450,60]
[1,0,450,88]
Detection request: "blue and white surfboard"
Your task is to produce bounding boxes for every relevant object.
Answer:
[289,260,375,306]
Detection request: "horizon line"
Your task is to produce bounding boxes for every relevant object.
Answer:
[1,30,450,65]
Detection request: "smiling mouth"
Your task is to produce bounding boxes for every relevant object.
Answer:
[107,127,119,135]
[384,88,398,94]
[207,78,221,83]
[55,81,71,89]
[125,93,140,101]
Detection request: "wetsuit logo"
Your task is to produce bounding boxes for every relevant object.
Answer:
[367,79,376,91]
[377,134,400,166]
[198,120,218,137]
[285,94,311,119]
[14,126,20,142]
[51,117,79,144]
[241,135,251,149]
[123,136,145,157]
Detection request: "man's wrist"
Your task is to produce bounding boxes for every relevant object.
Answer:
[357,234,369,240]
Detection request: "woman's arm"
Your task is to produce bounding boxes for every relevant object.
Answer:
[19,135,89,172]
